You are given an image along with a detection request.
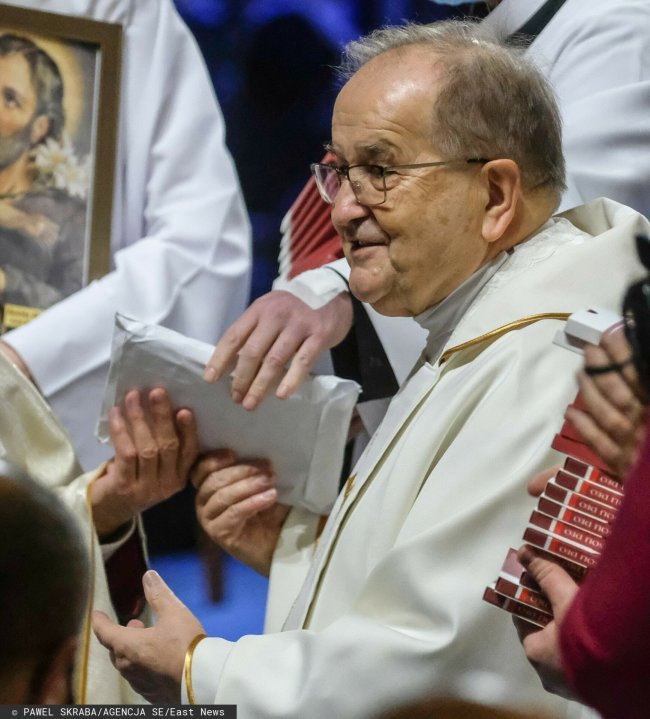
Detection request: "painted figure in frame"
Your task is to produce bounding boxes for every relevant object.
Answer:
[0,32,93,330]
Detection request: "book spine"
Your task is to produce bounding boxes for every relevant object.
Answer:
[536,496,612,538]
[529,511,606,553]
[553,470,623,510]
[483,586,551,628]
[523,527,598,572]
[544,482,619,524]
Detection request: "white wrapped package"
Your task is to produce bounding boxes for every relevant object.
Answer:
[97,315,360,514]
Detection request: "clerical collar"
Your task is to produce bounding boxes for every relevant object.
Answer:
[481,0,548,39]
[415,250,510,365]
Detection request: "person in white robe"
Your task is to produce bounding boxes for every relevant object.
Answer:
[0,350,198,703]
[203,0,650,440]
[91,21,649,717]
[0,0,251,469]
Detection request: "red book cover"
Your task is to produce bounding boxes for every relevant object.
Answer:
[537,496,613,538]
[558,414,587,444]
[553,469,623,510]
[544,481,618,524]
[529,510,606,553]
[563,456,623,493]
[523,527,599,571]
[498,548,542,591]
[494,576,553,614]
[483,585,551,628]
[552,433,613,475]
[499,547,526,582]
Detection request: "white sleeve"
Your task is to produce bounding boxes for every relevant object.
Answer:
[537,1,650,215]
[3,0,251,466]
[273,258,350,309]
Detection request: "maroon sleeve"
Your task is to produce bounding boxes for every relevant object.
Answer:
[104,531,147,623]
[560,421,650,718]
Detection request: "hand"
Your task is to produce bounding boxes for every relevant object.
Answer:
[91,389,199,540]
[527,465,561,498]
[203,290,353,410]
[193,451,290,576]
[513,547,580,700]
[0,341,33,381]
[567,326,646,480]
[93,570,205,704]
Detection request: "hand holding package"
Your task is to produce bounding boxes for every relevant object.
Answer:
[97,315,360,514]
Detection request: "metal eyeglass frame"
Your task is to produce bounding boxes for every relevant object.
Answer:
[310,157,489,206]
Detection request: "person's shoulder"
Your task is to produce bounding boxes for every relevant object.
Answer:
[560,0,650,34]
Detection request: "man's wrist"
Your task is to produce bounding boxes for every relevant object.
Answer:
[90,463,138,541]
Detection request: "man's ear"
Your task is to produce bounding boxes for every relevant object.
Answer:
[29,115,51,146]
[480,159,521,244]
[33,636,78,704]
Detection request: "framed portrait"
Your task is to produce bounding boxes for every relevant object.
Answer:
[0,4,121,332]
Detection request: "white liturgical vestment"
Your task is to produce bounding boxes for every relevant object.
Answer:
[282,0,650,390]
[0,352,146,704]
[185,200,648,718]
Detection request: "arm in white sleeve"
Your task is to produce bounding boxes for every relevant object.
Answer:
[3,0,251,465]
[273,258,349,309]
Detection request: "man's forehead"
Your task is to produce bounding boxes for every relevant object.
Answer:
[327,137,402,162]
[0,52,35,87]
[332,54,441,158]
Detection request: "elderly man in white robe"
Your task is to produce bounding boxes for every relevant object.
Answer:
[93,21,647,717]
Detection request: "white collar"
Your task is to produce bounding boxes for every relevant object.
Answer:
[415,251,510,364]
[415,215,590,364]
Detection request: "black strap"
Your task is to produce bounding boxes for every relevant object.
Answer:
[507,0,567,46]
[331,295,399,403]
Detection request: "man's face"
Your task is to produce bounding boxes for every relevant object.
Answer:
[330,47,491,317]
[0,52,39,170]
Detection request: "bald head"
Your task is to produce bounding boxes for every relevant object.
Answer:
[338,21,565,200]
[0,473,88,703]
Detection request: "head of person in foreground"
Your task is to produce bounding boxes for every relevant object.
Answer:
[0,466,88,704]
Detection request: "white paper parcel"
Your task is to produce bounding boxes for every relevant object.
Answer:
[97,315,360,514]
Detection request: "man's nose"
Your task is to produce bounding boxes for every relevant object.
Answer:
[331,180,371,227]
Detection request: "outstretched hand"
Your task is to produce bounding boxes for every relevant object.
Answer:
[567,326,646,480]
[513,547,580,700]
[193,451,290,576]
[93,570,204,704]
[203,289,353,411]
[91,388,199,540]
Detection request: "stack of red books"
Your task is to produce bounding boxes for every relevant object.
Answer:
[483,395,623,627]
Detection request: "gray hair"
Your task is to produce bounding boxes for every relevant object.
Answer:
[339,21,566,199]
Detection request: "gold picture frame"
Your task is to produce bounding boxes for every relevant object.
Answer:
[0,4,121,331]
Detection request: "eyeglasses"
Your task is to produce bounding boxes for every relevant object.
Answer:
[623,233,650,395]
[310,157,489,207]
